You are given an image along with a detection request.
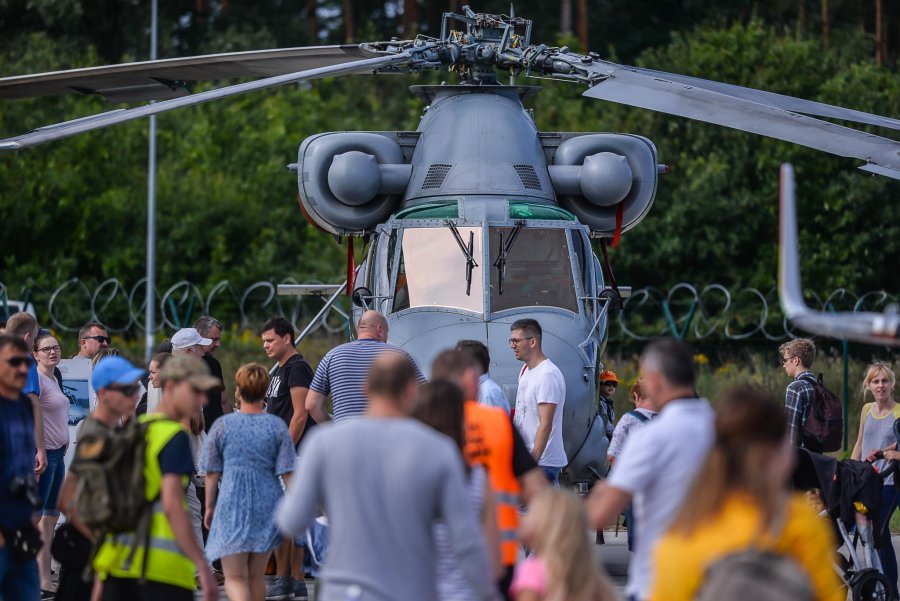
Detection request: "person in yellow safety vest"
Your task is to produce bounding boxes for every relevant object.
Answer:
[432,349,548,601]
[92,355,220,601]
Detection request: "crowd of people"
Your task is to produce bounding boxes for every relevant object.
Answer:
[0,309,898,601]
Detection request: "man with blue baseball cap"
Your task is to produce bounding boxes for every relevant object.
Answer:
[55,356,146,601]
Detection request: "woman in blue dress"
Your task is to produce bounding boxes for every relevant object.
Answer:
[203,363,296,601]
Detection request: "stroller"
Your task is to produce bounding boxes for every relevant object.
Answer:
[793,448,894,600]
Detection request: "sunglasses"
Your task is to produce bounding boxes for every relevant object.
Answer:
[509,336,535,346]
[83,335,110,344]
[107,383,141,396]
[5,356,29,368]
[602,381,618,388]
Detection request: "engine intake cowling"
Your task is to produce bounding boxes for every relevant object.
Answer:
[548,134,658,236]
[297,133,411,236]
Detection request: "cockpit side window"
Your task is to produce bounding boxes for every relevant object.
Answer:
[489,228,578,313]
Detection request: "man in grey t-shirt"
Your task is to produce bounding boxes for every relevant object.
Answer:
[276,351,498,601]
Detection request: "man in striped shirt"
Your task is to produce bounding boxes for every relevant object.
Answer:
[306,311,424,422]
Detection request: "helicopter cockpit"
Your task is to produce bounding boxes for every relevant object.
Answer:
[364,200,597,321]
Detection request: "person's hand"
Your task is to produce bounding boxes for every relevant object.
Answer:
[866,448,884,462]
[0,530,5,549]
[885,450,900,462]
[203,506,214,531]
[35,449,47,475]
[198,564,217,601]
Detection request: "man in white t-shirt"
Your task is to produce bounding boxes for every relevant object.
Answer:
[587,338,714,601]
[510,318,567,486]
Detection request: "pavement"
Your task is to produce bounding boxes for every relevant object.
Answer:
[49,530,898,599]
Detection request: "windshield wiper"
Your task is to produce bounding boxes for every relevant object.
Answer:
[493,221,524,295]
[445,220,478,296]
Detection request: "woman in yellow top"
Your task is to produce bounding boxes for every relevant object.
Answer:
[854,362,900,599]
[650,386,844,601]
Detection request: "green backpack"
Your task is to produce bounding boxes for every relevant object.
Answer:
[73,417,152,534]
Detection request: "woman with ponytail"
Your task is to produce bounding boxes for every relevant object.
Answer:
[650,385,843,601]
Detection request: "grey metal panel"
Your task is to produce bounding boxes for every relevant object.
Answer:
[405,86,556,203]
[583,68,900,173]
[0,45,368,100]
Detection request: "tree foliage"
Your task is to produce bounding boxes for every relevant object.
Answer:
[0,2,897,300]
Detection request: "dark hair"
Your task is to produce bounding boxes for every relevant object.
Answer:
[672,385,788,535]
[367,351,417,398]
[151,352,172,368]
[78,322,107,340]
[456,339,490,374]
[511,318,542,340]
[34,331,57,352]
[640,338,696,388]
[0,334,28,354]
[431,349,477,384]
[261,316,295,346]
[157,339,173,354]
[413,380,469,473]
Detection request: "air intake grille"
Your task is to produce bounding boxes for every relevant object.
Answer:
[514,164,542,190]
[422,164,452,189]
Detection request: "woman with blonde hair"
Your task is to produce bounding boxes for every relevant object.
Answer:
[511,488,616,601]
[202,363,296,601]
[854,362,899,598]
[651,386,842,601]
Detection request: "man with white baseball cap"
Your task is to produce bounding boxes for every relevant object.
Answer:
[170,328,212,358]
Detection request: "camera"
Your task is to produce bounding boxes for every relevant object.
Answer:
[8,474,42,510]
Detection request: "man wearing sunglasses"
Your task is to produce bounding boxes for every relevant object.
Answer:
[5,312,47,477]
[75,322,109,361]
[0,334,42,601]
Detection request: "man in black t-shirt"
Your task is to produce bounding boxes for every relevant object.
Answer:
[194,316,231,432]
[260,316,314,600]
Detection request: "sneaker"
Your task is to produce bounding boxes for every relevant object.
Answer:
[265,575,294,600]
[293,578,309,600]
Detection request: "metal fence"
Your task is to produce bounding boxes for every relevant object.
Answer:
[1,278,896,343]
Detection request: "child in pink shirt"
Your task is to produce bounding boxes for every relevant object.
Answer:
[511,489,616,601]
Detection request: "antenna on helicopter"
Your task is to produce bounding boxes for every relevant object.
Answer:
[509,3,516,86]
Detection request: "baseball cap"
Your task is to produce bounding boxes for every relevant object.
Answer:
[170,328,212,350]
[92,356,147,391]
[599,370,619,384]
[159,355,221,391]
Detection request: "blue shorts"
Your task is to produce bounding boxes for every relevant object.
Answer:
[37,446,67,517]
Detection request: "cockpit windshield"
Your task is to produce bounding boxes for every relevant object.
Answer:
[393,227,484,313]
[489,227,578,313]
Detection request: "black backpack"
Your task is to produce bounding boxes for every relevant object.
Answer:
[799,373,843,453]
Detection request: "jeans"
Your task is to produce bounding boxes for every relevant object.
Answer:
[878,485,899,598]
[0,545,39,601]
[540,466,561,487]
[623,504,637,552]
[37,446,67,516]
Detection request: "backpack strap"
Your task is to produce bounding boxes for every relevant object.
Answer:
[626,410,650,423]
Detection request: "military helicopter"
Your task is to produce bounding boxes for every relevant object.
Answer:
[3,7,900,483]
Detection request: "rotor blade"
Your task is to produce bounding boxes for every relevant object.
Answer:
[627,65,900,132]
[0,46,370,102]
[779,163,900,345]
[583,66,900,177]
[0,52,411,152]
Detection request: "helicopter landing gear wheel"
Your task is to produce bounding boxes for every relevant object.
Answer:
[850,568,891,601]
